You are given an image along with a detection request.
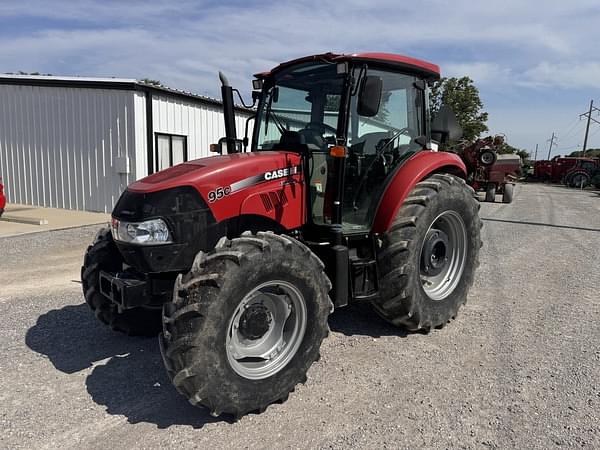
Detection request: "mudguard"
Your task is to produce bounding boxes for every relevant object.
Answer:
[371,151,467,233]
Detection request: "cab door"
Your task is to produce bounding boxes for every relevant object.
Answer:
[342,69,426,232]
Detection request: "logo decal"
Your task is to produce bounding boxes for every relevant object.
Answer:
[264,166,299,181]
[227,165,301,195]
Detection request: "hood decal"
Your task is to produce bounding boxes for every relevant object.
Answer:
[229,165,301,193]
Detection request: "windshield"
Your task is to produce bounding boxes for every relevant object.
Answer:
[254,62,346,151]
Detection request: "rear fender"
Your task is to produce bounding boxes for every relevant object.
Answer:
[371,151,467,233]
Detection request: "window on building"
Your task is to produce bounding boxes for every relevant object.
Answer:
[155,133,188,171]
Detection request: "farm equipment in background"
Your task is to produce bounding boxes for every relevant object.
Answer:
[0,176,6,217]
[532,156,593,184]
[452,135,521,203]
[81,52,482,419]
[563,158,600,188]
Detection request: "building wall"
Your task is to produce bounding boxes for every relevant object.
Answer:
[0,84,256,213]
[0,84,136,213]
[140,93,253,178]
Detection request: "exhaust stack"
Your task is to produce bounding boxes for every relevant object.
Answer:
[219,71,238,154]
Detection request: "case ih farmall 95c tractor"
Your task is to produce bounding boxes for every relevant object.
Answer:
[82,53,481,419]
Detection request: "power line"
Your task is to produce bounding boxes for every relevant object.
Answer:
[580,99,600,156]
[547,132,557,159]
[559,116,583,142]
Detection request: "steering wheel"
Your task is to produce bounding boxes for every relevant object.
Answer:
[299,122,337,148]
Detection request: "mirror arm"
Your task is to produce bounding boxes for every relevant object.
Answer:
[243,114,256,152]
[351,64,368,96]
[232,88,257,109]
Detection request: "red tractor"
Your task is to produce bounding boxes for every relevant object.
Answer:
[82,52,481,418]
[454,135,521,203]
[533,156,585,183]
[0,176,6,217]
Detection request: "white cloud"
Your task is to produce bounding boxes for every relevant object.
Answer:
[2,0,600,149]
[520,61,600,89]
[443,62,512,85]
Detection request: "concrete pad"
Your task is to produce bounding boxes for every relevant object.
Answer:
[0,204,110,238]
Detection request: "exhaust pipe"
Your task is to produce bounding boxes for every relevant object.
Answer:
[219,71,238,154]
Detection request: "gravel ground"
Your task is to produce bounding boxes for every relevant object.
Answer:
[0,183,598,449]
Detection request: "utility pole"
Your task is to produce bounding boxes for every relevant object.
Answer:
[547,132,557,160]
[534,143,538,161]
[579,99,600,156]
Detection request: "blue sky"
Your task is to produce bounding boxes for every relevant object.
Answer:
[1,0,600,157]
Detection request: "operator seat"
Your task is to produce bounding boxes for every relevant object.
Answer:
[273,130,308,152]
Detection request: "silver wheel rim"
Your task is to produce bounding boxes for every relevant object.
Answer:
[419,210,468,301]
[226,280,307,380]
[481,151,494,165]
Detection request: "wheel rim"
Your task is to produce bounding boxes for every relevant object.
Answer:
[572,174,587,186]
[419,210,468,301]
[480,151,495,165]
[226,280,307,380]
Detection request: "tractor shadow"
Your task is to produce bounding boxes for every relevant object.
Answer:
[328,302,421,338]
[25,303,221,429]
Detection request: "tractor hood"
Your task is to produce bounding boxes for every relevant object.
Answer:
[129,151,303,196]
[124,150,305,228]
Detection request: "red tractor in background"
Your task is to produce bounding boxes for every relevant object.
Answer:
[453,135,521,203]
[81,52,482,419]
[533,156,585,183]
[0,176,6,218]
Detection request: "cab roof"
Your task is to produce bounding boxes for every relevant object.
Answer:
[255,52,440,80]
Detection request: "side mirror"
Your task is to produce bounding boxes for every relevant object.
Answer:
[210,137,243,155]
[431,105,463,143]
[357,76,382,117]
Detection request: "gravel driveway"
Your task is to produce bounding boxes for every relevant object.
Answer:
[0,183,598,449]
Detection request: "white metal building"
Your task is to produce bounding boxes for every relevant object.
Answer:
[0,75,252,213]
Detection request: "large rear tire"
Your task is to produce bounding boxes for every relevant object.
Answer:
[372,174,481,331]
[81,228,162,336]
[160,231,332,418]
[568,172,590,188]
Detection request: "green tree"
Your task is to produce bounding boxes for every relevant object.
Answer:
[515,149,530,161]
[139,78,163,87]
[569,149,600,158]
[430,77,488,142]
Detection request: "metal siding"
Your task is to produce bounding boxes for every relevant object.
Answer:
[0,85,136,212]
[133,92,147,181]
[149,94,253,166]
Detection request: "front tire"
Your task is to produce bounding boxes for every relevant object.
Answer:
[160,232,332,418]
[81,228,162,336]
[485,184,496,202]
[372,174,481,331]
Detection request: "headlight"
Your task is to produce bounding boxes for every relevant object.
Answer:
[111,217,172,245]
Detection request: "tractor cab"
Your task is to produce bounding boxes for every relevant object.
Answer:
[251,55,431,234]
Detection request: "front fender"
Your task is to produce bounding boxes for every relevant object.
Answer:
[371,151,467,233]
